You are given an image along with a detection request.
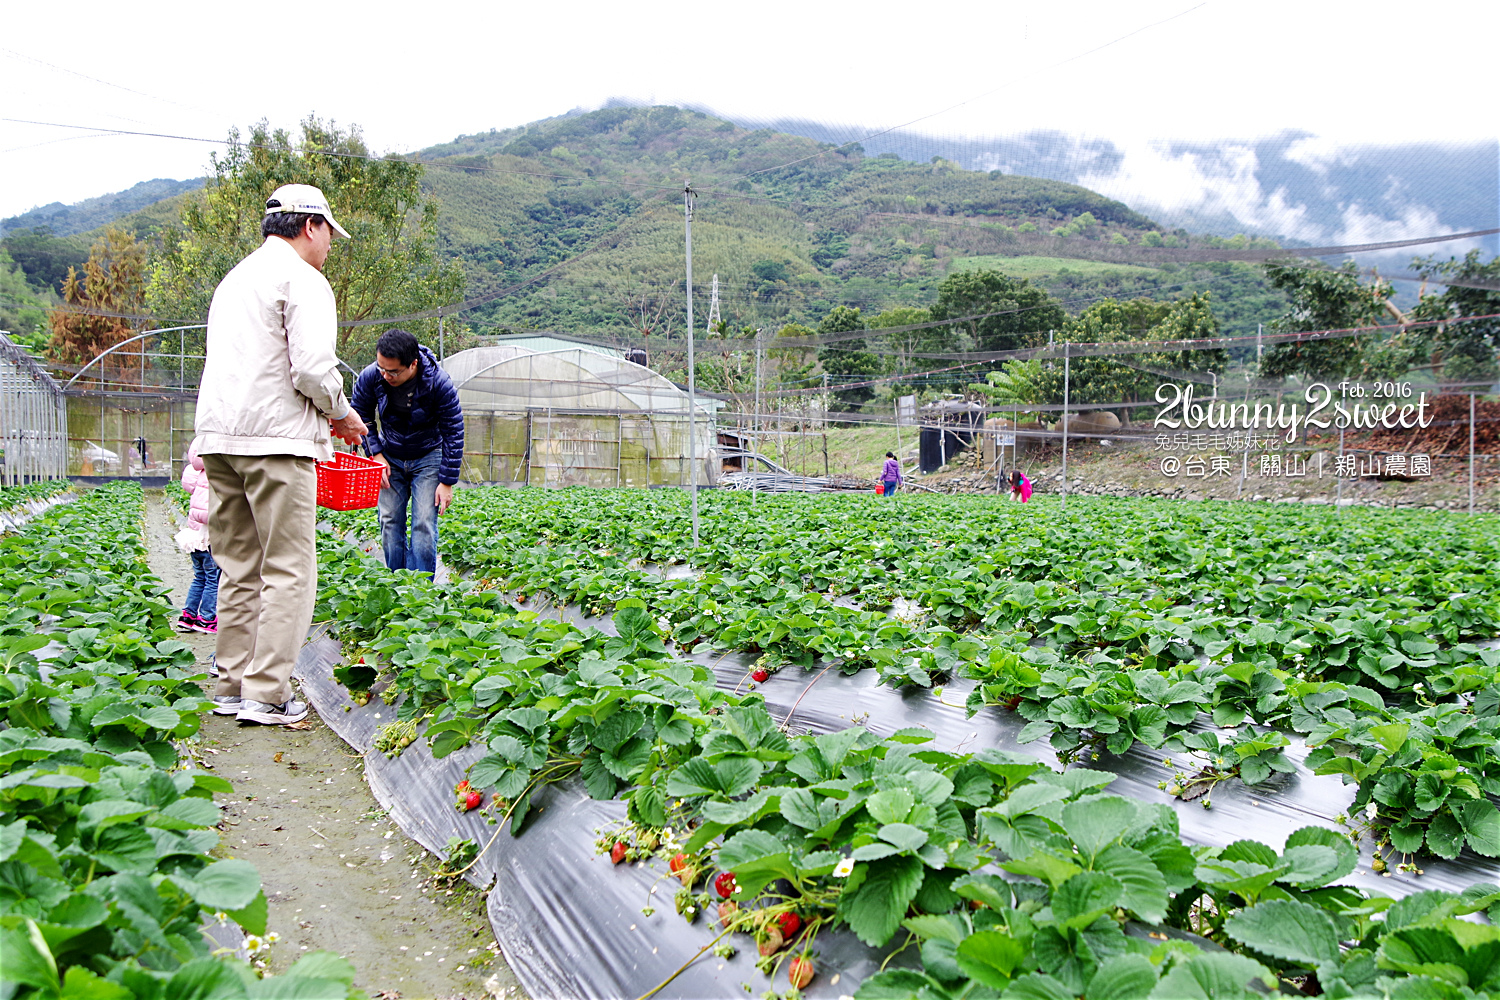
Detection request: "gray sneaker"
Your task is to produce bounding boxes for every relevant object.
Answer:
[236,698,310,726]
[212,696,242,715]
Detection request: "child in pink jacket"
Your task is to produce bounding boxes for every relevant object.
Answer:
[174,439,220,633]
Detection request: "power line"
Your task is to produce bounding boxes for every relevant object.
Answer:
[8,113,1494,280]
[744,3,1209,177]
[0,48,228,121]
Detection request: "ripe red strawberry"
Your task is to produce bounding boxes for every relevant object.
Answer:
[610,841,628,865]
[456,780,470,792]
[788,956,814,989]
[751,669,770,683]
[714,871,737,899]
[777,911,802,938]
[464,791,483,811]
[669,853,688,875]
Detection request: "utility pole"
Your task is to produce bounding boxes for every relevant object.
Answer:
[822,372,830,477]
[438,308,445,361]
[894,397,903,470]
[1060,343,1070,508]
[684,184,699,547]
[754,329,762,505]
[1470,392,1477,515]
[1336,422,1344,512]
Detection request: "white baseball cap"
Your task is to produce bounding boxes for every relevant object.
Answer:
[264,184,351,238]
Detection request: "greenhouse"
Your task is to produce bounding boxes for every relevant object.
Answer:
[441,344,719,488]
[0,332,69,484]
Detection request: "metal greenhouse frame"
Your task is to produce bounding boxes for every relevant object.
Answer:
[0,332,69,485]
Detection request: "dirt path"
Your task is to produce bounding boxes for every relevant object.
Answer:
[143,492,525,1000]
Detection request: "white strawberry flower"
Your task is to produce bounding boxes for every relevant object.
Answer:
[832,857,855,878]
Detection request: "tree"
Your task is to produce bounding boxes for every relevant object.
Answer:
[0,248,53,353]
[868,305,931,378]
[928,269,1067,355]
[48,227,148,383]
[970,358,1046,406]
[816,306,884,407]
[148,117,466,365]
[972,294,1226,406]
[771,322,818,391]
[811,229,850,269]
[1257,261,1395,382]
[1410,250,1500,385]
[1,228,87,294]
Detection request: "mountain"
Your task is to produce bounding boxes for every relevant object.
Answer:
[14,108,1302,341]
[726,111,1499,255]
[407,106,1289,340]
[0,177,204,239]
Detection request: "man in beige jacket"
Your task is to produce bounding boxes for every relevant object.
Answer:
[197,183,369,726]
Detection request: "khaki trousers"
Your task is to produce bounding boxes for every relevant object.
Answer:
[203,453,317,705]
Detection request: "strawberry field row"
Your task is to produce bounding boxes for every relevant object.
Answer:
[312,504,1500,999]
[0,483,362,1000]
[423,488,1500,865]
[0,480,71,514]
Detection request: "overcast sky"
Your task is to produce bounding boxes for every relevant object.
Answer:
[3,0,1496,221]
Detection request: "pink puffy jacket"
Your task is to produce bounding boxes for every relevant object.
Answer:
[181,442,211,532]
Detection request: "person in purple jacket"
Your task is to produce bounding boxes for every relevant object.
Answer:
[881,451,902,497]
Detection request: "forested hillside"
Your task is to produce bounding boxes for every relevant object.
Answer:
[413,105,1284,337]
[5,106,1288,356]
[0,177,203,238]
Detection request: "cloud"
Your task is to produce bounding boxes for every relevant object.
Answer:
[1076,138,1316,238]
[1282,134,1350,176]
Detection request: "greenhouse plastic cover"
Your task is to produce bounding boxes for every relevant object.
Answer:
[449,348,717,415]
[294,611,1500,999]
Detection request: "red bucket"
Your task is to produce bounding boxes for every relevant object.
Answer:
[874,483,885,496]
[316,451,383,511]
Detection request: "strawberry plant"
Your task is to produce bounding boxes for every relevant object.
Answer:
[0,483,364,1000]
[0,479,71,515]
[311,486,1500,997]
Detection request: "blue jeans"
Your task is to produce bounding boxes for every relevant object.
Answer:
[185,549,220,619]
[883,480,899,496]
[378,450,442,575]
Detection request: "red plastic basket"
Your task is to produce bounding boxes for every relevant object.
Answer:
[316,451,383,511]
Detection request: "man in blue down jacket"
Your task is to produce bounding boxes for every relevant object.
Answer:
[351,328,464,575]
